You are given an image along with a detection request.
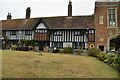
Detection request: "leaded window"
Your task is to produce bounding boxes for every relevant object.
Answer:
[25,30,32,35]
[73,42,84,49]
[10,31,16,35]
[89,30,94,34]
[75,31,83,36]
[108,9,117,27]
[54,31,62,36]
[35,30,47,33]
[54,42,63,48]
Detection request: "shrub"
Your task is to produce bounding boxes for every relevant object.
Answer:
[87,48,100,57]
[114,52,120,71]
[63,47,73,53]
[11,45,18,50]
[28,46,34,50]
[104,53,117,66]
[97,52,107,61]
[22,40,35,46]
[103,52,120,71]
[17,47,29,51]
[18,42,22,46]
[78,48,84,53]
[110,47,115,50]
[53,49,59,53]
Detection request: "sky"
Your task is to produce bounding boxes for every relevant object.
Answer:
[0,0,97,20]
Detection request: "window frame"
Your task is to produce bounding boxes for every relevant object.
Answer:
[73,42,84,49]
[107,8,117,28]
[54,30,62,36]
[88,30,94,34]
[10,31,16,35]
[25,30,32,35]
[54,42,63,48]
[35,29,47,34]
[74,30,83,36]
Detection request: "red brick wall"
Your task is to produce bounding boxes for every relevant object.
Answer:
[94,2,120,51]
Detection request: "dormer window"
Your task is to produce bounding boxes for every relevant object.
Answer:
[35,30,47,34]
[108,9,117,27]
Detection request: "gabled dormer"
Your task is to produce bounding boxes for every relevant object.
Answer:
[35,18,48,30]
[36,22,47,29]
[34,18,49,41]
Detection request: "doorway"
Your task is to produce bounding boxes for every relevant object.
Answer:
[39,41,48,51]
[110,35,120,51]
[99,46,104,51]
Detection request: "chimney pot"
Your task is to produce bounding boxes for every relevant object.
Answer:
[7,13,12,20]
[68,0,72,17]
[26,7,31,19]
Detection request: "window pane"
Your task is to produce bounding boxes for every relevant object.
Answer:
[75,31,82,36]
[54,31,62,36]
[54,42,63,48]
[10,31,16,35]
[108,9,116,27]
[25,31,32,35]
[89,30,94,34]
[112,10,115,14]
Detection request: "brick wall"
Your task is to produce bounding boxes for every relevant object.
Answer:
[94,1,120,51]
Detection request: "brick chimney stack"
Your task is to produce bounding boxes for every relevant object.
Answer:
[26,7,31,19]
[7,13,12,20]
[68,0,72,17]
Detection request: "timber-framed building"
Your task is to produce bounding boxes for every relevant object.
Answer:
[1,0,120,52]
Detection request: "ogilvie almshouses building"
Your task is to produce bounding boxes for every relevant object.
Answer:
[1,0,120,51]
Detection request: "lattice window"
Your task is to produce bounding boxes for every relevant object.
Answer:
[10,31,16,35]
[25,30,32,35]
[108,9,117,27]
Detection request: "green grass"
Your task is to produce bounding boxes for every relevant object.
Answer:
[2,50,119,78]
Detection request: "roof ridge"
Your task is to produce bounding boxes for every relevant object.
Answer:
[1,15,94,21]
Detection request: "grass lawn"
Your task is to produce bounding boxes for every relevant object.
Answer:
[2,50,119,78]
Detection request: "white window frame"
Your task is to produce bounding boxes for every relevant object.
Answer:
[25,30,32,35]
[10,31,16,35]
[107,8,117,28]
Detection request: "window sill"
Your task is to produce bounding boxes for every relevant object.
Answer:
[107,27,118,29]
[25,34,32,35]
[10,34,16,36]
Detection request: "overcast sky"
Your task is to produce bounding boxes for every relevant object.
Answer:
[0,0,97,20]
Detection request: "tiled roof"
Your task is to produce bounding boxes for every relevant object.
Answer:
[43,16,94,29]
[1,18,40,30]
[1,16,95,30]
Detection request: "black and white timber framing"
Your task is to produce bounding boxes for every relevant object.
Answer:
[3,28,95,50]
[4,30,34,40]
[49,29,95,49]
